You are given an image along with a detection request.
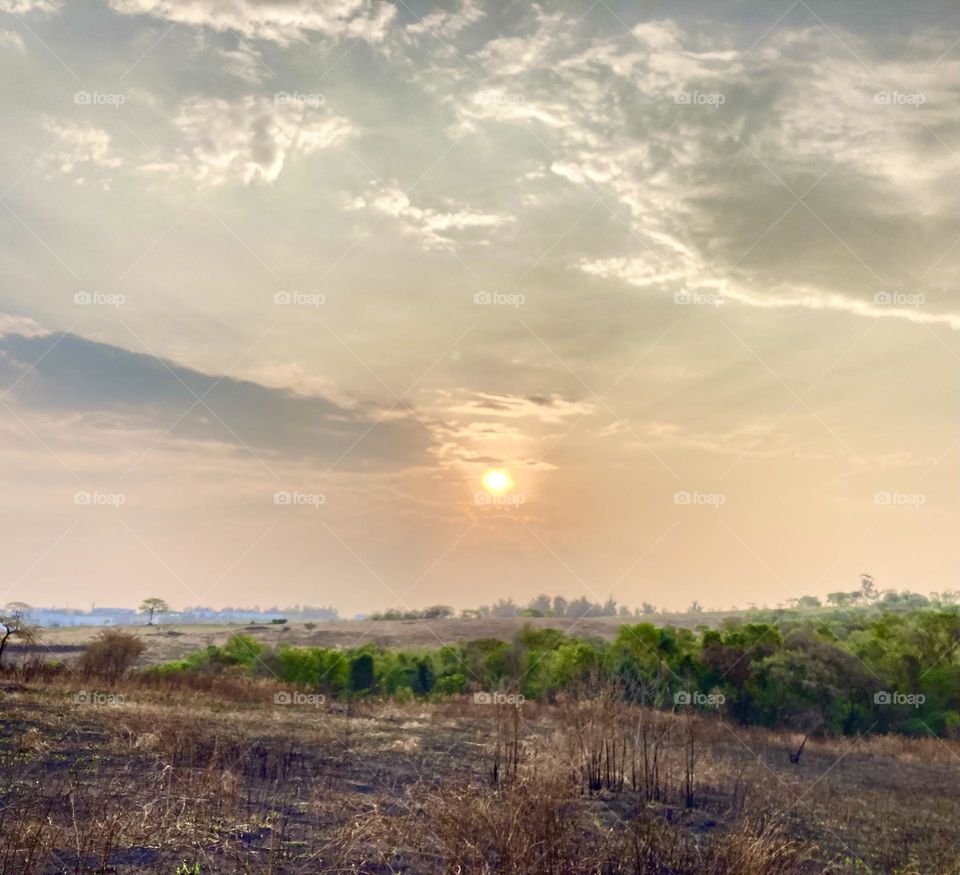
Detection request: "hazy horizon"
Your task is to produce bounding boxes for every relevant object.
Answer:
[0,0,957,616]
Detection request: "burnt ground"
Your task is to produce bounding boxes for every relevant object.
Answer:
[1,684,959,873]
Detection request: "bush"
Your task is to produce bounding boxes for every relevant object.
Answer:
[77,630,147,683]
[349,653,375,692]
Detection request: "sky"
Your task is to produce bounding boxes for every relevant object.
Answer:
[0,0,957,616]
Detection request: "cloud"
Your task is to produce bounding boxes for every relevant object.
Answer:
[350,186,515,251]
[211,39,267,84]
[449,391,594,424]
[0,314,49,338]
[0,28,24,51]
[579,256,960,330]
[0,328,433,470]
[472,8,571,76]
[159,95,352,187]
[454,13,960,333]
[106,0,397,45]
[44,96,353,188]
[42,120,122,185]
[0,0,60,13]
[406,0,483,40]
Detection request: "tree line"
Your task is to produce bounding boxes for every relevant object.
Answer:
[154,606,960,738]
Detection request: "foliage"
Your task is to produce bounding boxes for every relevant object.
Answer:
[78,630,147,682]
[157,609,960,738]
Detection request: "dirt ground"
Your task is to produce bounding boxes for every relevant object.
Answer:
[1,678,959,873]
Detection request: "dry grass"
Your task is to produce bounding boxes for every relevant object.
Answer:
[0,675,958,873]
[27,614,733,666]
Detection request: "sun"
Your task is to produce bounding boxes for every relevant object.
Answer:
[481,468,514,495]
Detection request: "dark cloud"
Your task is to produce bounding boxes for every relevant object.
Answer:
[0,332,433,470]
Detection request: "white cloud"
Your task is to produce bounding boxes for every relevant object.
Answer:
[406,0,483,40]
[213,39,267,84]
[0,313,49,338]
[163,96,352,187]
[454,13,960,334]
[0,29,25,52]
[0,0,60,13]
[472,9,571,76]
[42,120,122,177]
[42,96,352,188]
[580,256,960,331]
[449,391,594,423]
[351,186,515,251]
[107,0,397,45]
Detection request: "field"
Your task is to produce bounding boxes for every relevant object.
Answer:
[32,615,738,667]
[2,670,960,874]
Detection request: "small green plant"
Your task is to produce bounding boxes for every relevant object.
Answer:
[175,864,201,875]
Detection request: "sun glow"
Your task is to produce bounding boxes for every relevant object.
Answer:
[481,468,514,495]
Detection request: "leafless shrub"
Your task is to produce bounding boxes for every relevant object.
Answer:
[77,631,147,683]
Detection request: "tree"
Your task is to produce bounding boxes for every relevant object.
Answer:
[529,594,553,615]
[139,597,170,625]
[860,573,878,604]
[796,596,822,609]
[0,603,37,666]
[688,600,703,614]
[78,630,146,682]
[349,653,375,692]
[422,605,453,620]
